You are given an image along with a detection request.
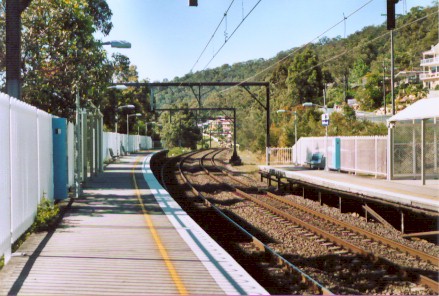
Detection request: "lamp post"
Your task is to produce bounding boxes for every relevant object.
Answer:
[101,40,131,48]
[277,109,298,165]
[114,104,134,156]
[127,113,142,154]
[303,102,329,171]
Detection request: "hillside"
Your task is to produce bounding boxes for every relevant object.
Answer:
[154,5,437,152]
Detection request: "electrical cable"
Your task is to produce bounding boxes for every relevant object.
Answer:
[202,0,263,71]
[190,0,236,73]
[217,0,375,94]
[294,10,437,78]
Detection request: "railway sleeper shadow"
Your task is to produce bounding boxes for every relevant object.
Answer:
[232,243,313,295]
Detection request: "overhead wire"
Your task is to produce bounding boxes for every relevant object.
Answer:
[217,0,375,94]
[190,0,236,73]
[202,0,264,70]
[170,1,237,107]
[294,10,437,77]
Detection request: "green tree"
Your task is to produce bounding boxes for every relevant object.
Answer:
[355,72,383,111]
[286,47,323,105]
[0,0,113,121]
[159,106,201,150]
[349,58,369,85]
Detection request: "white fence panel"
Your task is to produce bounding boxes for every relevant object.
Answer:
[102,132,109,161]
[268,148,293,164]
[0,93,11,261]
[10,98,39,242]
[276,135,388,177]
[120,134,127,154]
[376,137,388,175]
[141,136,152,149]
[68,122,75,187]
[102,133,152,159]
[102,132,119,161]
[296,137,326,164]
[37,110,54,201]
[128,135,136,152]
[340,137,355,172]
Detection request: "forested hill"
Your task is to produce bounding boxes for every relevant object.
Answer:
[156,5,437,152]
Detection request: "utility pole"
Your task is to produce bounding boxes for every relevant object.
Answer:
[383,60,387,115]
[390,29,395,115]
[6,0,32,99]
[387,0,399,115]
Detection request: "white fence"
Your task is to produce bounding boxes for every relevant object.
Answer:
[67,122,75,188]
[0,93,54,262]
[268,135,388,177]
[102,133,152,161]
[0,91,153,263]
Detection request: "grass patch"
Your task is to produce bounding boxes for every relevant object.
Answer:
[32,198,60,233]
[0,198,60,271]
[167,147,193,157]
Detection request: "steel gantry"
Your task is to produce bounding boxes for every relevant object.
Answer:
[154,107,240,164]
[114,82,272,164]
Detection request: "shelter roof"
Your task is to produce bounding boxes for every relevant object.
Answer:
[388,96,439,122]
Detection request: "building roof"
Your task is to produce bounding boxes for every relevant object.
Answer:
[423,43,439,55]
[388,96,439,122]
[395,71,422,79]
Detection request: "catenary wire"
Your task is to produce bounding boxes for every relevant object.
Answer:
[293,10,437,78]
[216,0,376,94]
[202,0,264,71]
[190,0,236,73]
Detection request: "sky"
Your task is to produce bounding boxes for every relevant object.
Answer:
[97,0,437,82]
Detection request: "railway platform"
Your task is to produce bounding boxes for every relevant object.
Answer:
[259,165,439,214]
[0,152,268,295]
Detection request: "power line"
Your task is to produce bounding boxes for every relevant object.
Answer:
[202,0,264,71]
[295,10,437,77]
[217,0,375,94]
[190,0,236,73]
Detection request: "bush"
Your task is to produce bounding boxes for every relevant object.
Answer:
[32,198,59,232]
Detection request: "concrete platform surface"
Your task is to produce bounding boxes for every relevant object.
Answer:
[260,165,439,213]
[0,153,268,295]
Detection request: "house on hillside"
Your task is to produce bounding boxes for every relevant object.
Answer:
[394,71,422,87]
[420,43,439,90]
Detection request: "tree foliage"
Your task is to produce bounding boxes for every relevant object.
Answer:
[0,3,435,153]
[158,104,202,150]
[286,46,323,105]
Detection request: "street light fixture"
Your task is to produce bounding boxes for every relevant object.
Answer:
[127,113,142,153]
[108,85,128,90]
[277,109,298,165]
[112,104,134,156]
[101,40,132,48]
[302,102,329,171]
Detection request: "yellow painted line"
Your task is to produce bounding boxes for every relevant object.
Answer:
[132,156,188,295]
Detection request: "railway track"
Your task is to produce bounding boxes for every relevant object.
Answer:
[182,148,439,294]
[161,150,333,295]
[206,151,439,268]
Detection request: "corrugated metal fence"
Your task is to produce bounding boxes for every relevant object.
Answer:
[0,92,152,264]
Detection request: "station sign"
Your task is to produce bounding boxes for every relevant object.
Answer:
[321,113,329,126]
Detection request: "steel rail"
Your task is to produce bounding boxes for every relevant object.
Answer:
[265,191,439,267]
[210,150,438,267]
[205,150,439,293]
[179,149,334,295]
